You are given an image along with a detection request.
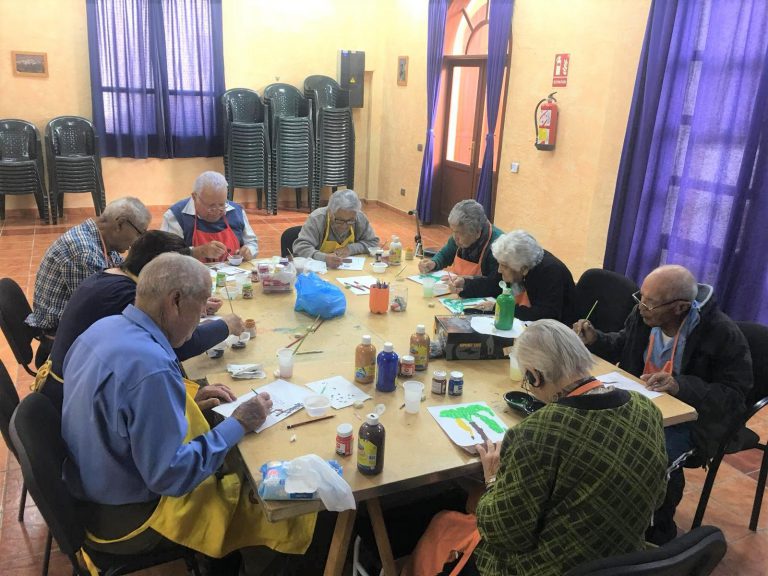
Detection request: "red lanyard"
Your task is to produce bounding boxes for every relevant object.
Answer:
[566,378,602,397]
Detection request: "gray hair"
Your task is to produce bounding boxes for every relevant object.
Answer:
[491,230,544,271]
[447,200,488,236]
[102,197,151,228]
[136,253,211,306]
[193,171,228,197]
[328,189,361,213]
[514,319,595,385]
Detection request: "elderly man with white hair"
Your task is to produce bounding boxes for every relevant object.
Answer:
[61,253,315,568]
[449,229,576,324]
[292,188,379,268]
[162,171,259,262]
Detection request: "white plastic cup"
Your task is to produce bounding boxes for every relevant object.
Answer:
[277,348,294,378]
[422,277,436,298]
[509,354,522,382]
[403,381,424,414]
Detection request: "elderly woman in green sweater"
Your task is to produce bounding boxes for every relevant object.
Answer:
[472,320,667,575]
[418,199,503,279]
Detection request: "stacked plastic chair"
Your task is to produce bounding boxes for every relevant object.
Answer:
[221,88,271,209]
[0,119,50,222]
[264,84,314,214]
[45,116,106,223]
[304,75,355,210]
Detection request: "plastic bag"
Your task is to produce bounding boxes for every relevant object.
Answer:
[294,272,346,319]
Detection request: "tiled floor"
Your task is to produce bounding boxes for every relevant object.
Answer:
[1,204,766,575]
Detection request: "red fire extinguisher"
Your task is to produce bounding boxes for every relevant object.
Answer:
[534,92,558,151]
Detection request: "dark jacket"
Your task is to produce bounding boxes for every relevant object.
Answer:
[431,224,504,278]
[589,284,753,459]
[460,250,577,325]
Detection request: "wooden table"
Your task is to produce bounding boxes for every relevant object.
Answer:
[184,260,697,576]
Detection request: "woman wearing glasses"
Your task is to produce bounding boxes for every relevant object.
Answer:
[292,189,380,268]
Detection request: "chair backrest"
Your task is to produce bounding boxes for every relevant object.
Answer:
[10,393,86,558]
[264,83,310,118]
[46,116,96,157]
[222,88,266,123]
[0,278,37,369]
[281,225,303,257]
[575,268,639,332]
[0,119,40,161]
[304,75,350,109]
[0,360,21,460]
[564,525,726,576]
[735,321,768,406]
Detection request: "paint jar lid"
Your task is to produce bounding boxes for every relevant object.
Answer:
[401,355,415,363]
[362,335,372,345]
[450,371,464,379]
[383,342,394,352]
[433,370,447,379]
[365,413,380,426]
[416,324,426,333]
[337,423,353,437]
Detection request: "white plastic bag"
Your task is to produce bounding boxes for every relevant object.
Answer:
[284,454,356,512]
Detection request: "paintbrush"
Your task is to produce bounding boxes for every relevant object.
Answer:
[394,264,408,278]
[295,350,322,355]
[585,299,599,322]
[286,415,335,429]
[223,284,235,314]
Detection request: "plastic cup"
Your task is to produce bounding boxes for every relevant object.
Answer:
[403,381,424,414]
[389,285,408,312]
[422,277,436,298]
[277,348,294,378]
[509,354,522,382]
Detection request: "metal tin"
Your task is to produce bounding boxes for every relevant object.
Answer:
[431,370,447,395]
[336,423,354,456]
[400,355,416,377]
[448,371,464,396]
[215,271,226,287]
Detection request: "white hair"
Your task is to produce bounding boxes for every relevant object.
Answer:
[193,171,228,197]
[136,253,211,305]
[651,265,698,301]
[447,200,488,236]
[491,230,544,271]
[514,319,595,385]
[101,197,151,228]
[328,189,361,213]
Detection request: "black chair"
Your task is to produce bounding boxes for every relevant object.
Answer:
[575,268,639,332]
[280,225,302,257]
[10,392,202,576]
[0,277,44,376]
[564,525,726,576]
[692,321,768,531]
[0,360,28,523]
[0,119,51,222]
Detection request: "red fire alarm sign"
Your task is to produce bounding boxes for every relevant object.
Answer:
[552,53,570,87]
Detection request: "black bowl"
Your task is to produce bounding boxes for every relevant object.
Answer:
[504,391,545,416]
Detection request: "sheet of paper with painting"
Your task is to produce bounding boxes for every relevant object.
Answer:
[427,401,508,454]
[306,375,372,409]
[596,371,661,399]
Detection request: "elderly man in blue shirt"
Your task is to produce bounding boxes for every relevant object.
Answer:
[61,253,315,567]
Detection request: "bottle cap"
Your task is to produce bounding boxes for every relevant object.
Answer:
[362,335,372,345]
[365,413,380,425]
[383,342,394,352]
[416,324,426,334]
[401,354,415,362]
[337,423,353,437]
[433,370,447,378]
[450,371,464,379]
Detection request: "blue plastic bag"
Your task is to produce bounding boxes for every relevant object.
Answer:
[294,272,346,319]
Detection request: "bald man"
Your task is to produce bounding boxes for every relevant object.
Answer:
[574,264,752,544]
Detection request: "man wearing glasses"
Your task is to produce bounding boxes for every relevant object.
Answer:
[162,171,259,262]
[26,197,150,365]
[573,264,752,545]
[292,188,379,268]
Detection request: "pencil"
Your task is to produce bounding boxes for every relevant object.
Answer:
[286,415,335,429]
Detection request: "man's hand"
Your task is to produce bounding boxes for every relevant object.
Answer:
[326,254,343,269]
[195,383,237,411]
[476,439,502,484]
[222,313,245,336]
[447,275,465,294]
[233,392,272,432]
[206,296,223,316]
[334,246,351,258]
[641,372,680,395]
[418,259,436,274]
[573,320,597,346]
[238,246,253,261]
[197,241,227,260]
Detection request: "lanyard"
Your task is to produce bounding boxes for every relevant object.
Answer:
[566,377,602,397]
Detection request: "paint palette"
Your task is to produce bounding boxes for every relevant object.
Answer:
[306,375,372,409]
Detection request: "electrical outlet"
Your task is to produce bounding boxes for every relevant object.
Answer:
[417,143,423,152]
[510,162,520,173]
[400,188,406,196]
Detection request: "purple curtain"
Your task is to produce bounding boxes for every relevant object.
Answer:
[475,0,514,217]
[416,0,448,225]
[604,0,768,323]
[86,0,225,158]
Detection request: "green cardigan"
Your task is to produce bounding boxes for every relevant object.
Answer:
[431,225,504,277]
[475,390,667,576]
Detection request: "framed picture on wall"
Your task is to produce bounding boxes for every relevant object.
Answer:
[397,56,408,86]
[11,51,48,78]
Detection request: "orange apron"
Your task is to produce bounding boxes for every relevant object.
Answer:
[192,212,241,262]
[515,291,531,307]
[643,330,682,375]
[449,223,492,276]
[403,510,481,576]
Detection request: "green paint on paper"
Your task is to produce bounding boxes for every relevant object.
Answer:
[439,404,504,433]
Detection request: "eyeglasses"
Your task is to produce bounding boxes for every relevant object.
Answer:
[333,217,356,226]
[632,291,690,312]
[123,218,146,237]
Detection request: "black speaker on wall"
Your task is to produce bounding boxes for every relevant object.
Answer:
[339,50,365,108]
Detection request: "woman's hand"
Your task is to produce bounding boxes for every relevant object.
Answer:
[476,439,502,484]
[447,275,465,294]
[418,259,436,274]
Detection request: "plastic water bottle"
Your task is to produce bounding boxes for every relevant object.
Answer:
[375,342,399,393]
[495,287,516,330]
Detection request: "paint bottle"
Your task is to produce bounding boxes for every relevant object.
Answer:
[357,413,385,475]
[355,335,377,385]
[336,423,354,457]
[494,287,516,330]
[399,355,416,377]
[431,370,447,395]
[389,235,402,265]
[375,342,399,393]
[448,371,464,396]
[244,319,257,338]
[409,324,430,371]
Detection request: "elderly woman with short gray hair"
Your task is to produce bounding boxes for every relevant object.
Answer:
[451,229,577,324]
[419,199,504,279]
[292,189,379,268]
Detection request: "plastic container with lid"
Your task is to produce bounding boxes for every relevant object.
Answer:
[410,324,430,371]
[355,335,377,384]
[336,423,354,456]
[389,235,402,266]
[357,413,385,475]
[376,342,399,392]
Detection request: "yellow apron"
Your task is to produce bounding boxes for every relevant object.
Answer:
[82,379,316,571]
[319,214,355,253]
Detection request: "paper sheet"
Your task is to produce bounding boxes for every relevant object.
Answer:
[438,297,496,315]
[427,402,507,454]
[303,260,328,274]
[212,379,314,432]
[407,270,450,284]
[337,256,366,271]
[337,275,379,295]
[469,316,526,338]
[306,375,372,409]
[596,371,662,399]
[207,263,250,276]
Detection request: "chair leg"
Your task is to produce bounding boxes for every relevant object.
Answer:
[18,481,27,522]
[692,455,723,528]
[42,530,52,576]
[295,187,302,209]
[257,188,263,211]
[185,553,202,576]
[749,445,768,531]
[0,194,5,220]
